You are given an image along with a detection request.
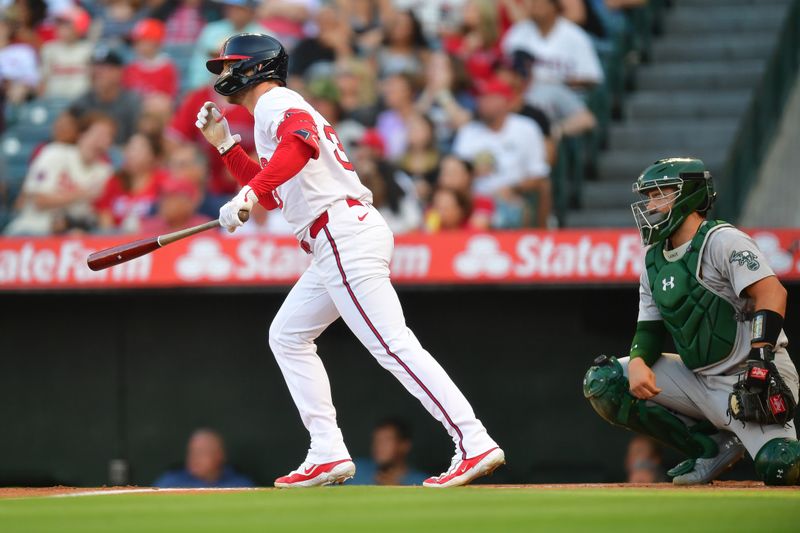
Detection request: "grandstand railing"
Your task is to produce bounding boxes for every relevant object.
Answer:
[719,0,800,221]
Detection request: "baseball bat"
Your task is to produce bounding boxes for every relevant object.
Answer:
[86,210,249,271]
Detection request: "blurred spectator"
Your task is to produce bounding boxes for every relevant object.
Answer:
[123,18,179,100]
[398,113,440,199]
[625,436,666,484]
[375,72,418,161]
[186,0,265,90]
[288,6,353,88]
[149,0,211,45]
[154,428,255,488]
[333,59,379,127]
[5,113,115,236]
[165,83,255,210]
[375,9,427,78]
[393,0,464,42]
[440,0,502,83]
[139,178,210,234]
[424,186,472,232]
[28,107,82,162]
[5,0,48,49]
[340,0,390,56]
[0,14,40,106]
[305,76,364,154]
[95,132,168,233]
[414,52,473,149]
[500,51,595,142]
[559,0,607,39]
[351,417,427,486]
[435,154,492,229]
[38,6,92,100]
[353,128,422,234]
[71,45,142,144]
[452,77,551,227]
[257,0,318,50]
[94,0,143,47]
[501,0,603,89]
[166,143,207,192]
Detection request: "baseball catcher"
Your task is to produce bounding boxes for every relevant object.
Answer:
[584,158,799,485]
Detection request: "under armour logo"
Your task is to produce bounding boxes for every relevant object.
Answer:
[777,468,784,479]
[662,276,675,291]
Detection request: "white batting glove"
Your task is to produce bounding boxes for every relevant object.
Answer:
[195,101,241,155]
[219,185,257,233]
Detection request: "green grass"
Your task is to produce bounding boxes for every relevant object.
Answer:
[1,487,799,533]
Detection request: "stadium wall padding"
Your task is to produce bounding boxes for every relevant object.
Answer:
[1,286,798,486]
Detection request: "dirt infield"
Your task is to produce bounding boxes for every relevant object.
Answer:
[1,481,796,499]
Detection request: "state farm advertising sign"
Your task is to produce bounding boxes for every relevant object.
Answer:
[1,229,799,289]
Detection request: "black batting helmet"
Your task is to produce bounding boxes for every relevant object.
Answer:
[206,33,289,96]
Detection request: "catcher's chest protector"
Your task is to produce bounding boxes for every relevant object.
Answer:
[646,221,738,370]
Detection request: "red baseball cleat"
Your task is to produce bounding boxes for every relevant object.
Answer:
[274,459,356,488]
[423,447,505,488]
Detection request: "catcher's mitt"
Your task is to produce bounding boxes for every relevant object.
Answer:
[729,358,797,427]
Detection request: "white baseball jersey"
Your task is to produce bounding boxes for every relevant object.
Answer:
[253,87,372,241]
[637,223,788,374]
[501,17,604,85]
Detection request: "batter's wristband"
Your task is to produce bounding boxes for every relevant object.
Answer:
[751,309,783,348]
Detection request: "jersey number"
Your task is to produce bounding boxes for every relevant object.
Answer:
[323,125,355,171]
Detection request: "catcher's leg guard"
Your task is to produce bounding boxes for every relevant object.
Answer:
[754,438,800,486]
[583,355,718,459]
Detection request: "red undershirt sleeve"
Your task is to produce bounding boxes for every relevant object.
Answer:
[221,144,261,186]
[247,135,315,201]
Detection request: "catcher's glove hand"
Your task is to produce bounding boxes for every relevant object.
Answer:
[729,350,797,427]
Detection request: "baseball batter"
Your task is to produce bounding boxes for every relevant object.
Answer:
[584,158,799,485]
[194,33,504,488]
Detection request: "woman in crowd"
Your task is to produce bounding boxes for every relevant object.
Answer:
[96,132,168,233]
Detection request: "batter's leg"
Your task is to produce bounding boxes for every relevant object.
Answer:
[315,221,497,458]
[268,260,347,463]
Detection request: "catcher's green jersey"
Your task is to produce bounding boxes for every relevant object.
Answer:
[637,221,787,374]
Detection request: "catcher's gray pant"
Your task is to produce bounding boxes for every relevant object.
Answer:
[619,351,799,457]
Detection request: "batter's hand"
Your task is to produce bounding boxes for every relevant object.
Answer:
[219,185,257,233]
[195,101,241,154]
[628,357,662,399]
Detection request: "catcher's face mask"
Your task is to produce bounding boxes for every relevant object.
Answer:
[631,181,682,246]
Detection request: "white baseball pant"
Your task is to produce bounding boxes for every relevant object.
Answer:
[268,200,497,464]
[618,352,799,456]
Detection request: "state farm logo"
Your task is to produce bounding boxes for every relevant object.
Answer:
[175,239,233,280]
[452,233,644,280]
[174,237,312,281]
[454,235,512,278]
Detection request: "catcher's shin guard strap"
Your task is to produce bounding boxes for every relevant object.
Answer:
[751,309,783,349]
[584,355,718,459]
[754,438,800,486]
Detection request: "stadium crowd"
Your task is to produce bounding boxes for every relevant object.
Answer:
[0,0,645,237]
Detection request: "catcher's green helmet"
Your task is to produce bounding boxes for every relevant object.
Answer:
[631,157,716,246]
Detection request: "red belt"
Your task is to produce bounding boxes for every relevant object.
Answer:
[301,198,363,253]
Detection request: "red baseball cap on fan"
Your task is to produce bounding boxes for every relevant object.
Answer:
[55,6,91,37]
[357,129,386,158]
[161,178,200,202]
[131,18,166,43]
[475,77,515,99]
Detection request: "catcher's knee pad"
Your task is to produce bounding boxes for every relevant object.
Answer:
[583,355,718,459]
[755,438,800,486]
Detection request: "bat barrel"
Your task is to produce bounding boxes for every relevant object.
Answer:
[86,237,161,271]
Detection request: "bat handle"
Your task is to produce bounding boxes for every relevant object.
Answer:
[237,209,250,223]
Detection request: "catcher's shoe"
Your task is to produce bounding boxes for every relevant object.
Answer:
[423,447,505,488]
[274,459,356,488]
[671,433,746,485]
